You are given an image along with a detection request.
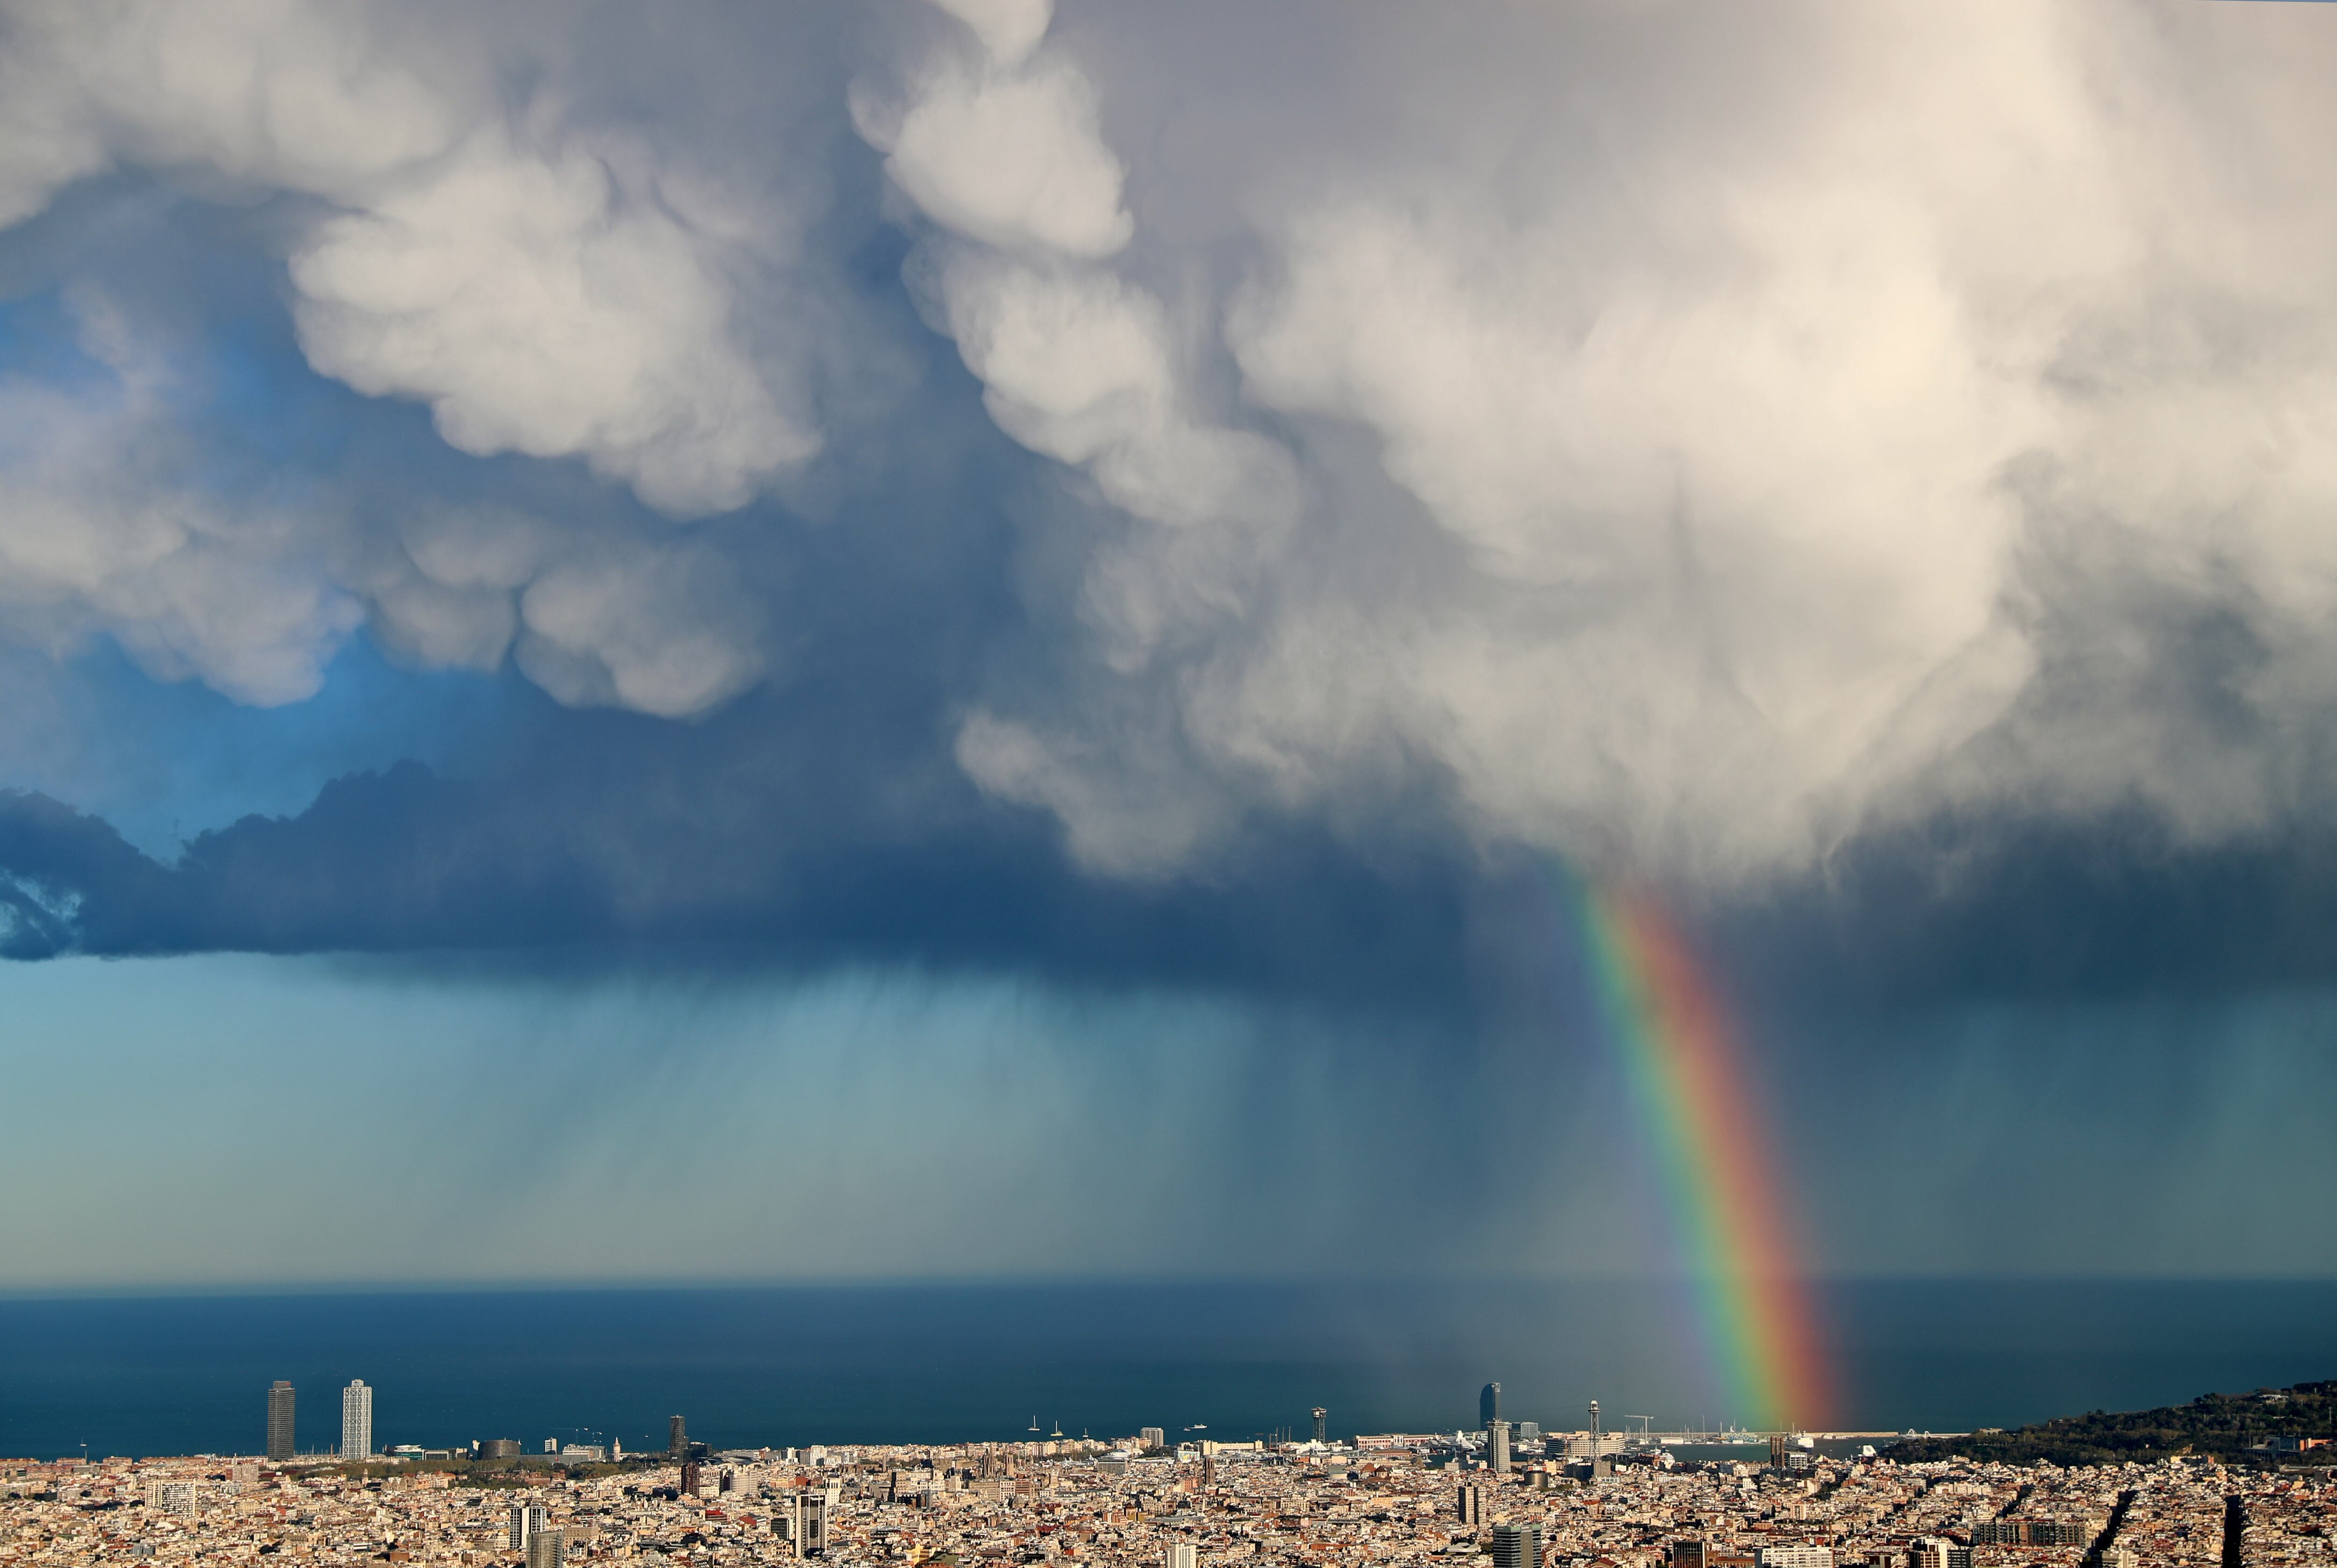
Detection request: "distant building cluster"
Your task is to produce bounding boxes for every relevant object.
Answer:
[0,1390,2332,1567]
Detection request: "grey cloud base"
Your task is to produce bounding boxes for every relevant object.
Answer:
[5,723,2334,1029]
[0,739,1486,1010]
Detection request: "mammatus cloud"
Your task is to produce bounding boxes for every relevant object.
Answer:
[0,0,837,715]
[861,0,1306,871]
[3,0,2337,896]
[0,294,363,705]
[4,0,822,515]
[922,0,1053,73]
[885,0,2337,885]
[289,124,820,517]
[0,284,773,717]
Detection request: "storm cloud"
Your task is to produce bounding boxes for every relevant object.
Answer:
[2,0,2337,999]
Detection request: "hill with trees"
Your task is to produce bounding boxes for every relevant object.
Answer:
[1890,1381,2337,1467]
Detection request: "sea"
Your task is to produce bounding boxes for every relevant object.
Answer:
[1,1278,2330,1461]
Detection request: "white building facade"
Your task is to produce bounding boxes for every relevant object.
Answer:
[340,1380,373,1460]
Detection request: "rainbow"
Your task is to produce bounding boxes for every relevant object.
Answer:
[1567,872,1835,1432]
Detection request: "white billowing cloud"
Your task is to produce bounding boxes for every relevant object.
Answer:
[0,0,856,720]
[882,57,1133,259]
[923,0,1054,72]
[957,709,1228,874]
[0,42,105,228]
[1207,185,2050,873]
[934,251,1300,537]
[10,0,2337,882]
[936,253,1169,465]
[371,502,769,718]
[364,572,518,674]
[291,125,819,516]
[515,543,767,719]
[358,504,552,673]
[0,304,363,706]
[924,0,2337,881]
[0,0,824,524]
[0,0,464,224]
[0,277,768,720]
[876,0,1305,700]
[9,0,467,193]
[0,294,682,714]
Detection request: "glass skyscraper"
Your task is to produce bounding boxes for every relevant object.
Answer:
[266,1381,295,1461]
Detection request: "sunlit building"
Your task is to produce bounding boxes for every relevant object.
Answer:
[340,1380,372,1460]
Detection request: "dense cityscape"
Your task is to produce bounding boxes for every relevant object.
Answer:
[8,1,2337,1564]
[4,1383,2332,1568]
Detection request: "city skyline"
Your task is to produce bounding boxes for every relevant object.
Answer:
[8,1404,2331,1567]
[225,1387,1761,1475]
[143,1371,2337,1467]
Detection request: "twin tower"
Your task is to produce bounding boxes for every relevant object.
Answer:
[263,1379,373,1461]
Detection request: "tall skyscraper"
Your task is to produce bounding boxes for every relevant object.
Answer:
[1311,1408,1327,1445]
[1479,1382,1501,1429]
[265,1382,295,1462]
[525,1528,565,1568]
[1164,1546,1198,1568]
[1492,1523,1542,1568]
[669,1414,687,1458]
[778,1486,838,1557]
[1457,1483,1484,1528]
[509,1504,550,1551]
[340,1380,373,1461]
[1490,1419,1512,1474]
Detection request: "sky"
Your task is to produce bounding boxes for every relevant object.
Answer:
[3,0,2337,1298]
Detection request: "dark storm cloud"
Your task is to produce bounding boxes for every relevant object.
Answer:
[13,707,2337,1028]
[0,717,1482,1012]
[1710,815,2337,1016]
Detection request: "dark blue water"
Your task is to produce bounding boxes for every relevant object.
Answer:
[1,1279,2330,1460]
